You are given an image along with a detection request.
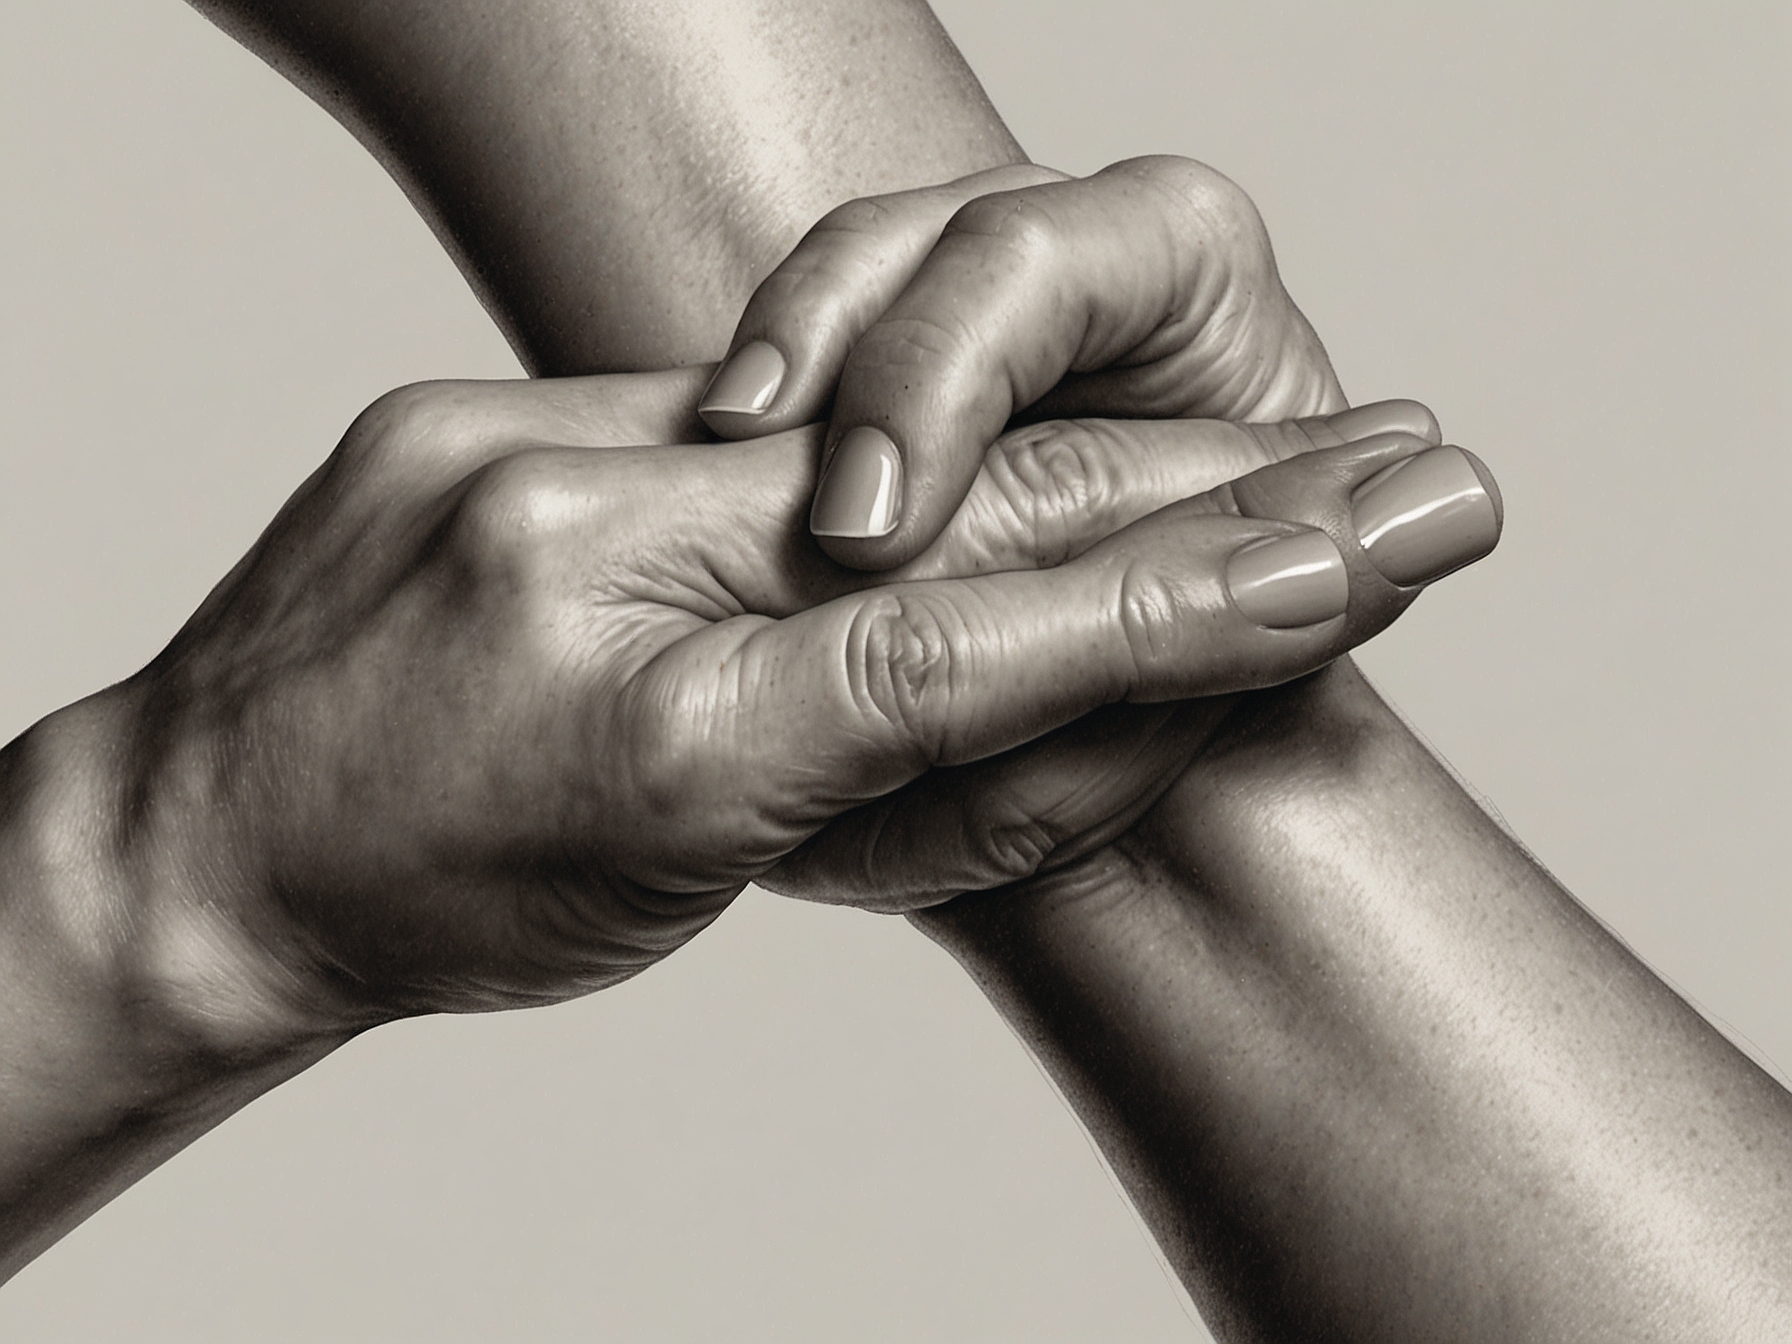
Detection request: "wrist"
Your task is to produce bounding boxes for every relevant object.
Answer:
[0,690,348,1276]
[911,660,1399,961]
[2,688,345,1098]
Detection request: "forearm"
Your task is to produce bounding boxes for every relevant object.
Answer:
[0,693,343,1281]
[189,0,1025,373]
[4,0,1022,1280]
[182,6,1792,1335]
[917,660,1792,1340]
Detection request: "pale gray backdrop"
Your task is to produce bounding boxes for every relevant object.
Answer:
[1,2,1786,1340]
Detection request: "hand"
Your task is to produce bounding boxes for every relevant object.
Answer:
[768,399,1501,910]
[89,371,1460,1049]
[697,156,1344,569]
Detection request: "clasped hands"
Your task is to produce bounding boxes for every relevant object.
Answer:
[85,157,1501,1056]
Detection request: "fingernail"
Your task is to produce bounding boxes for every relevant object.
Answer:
[1351,445,1501,586]
[1323,399,1441,444]
[810,427,903,538]
[699,341,786,417]
[1225,530,1349,629]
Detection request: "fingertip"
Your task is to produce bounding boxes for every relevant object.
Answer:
[697,340,787,437]
[1455,446,1504,535]
[808,425,968,572]
[1350,445,1501,587]
[810,427,903,542]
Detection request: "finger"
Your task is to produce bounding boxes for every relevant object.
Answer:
[898,399,1442,583]
[609,434,1500,891]
[499,367,715,447]
[697,164,1067,439]
[327,368,716,509]
[770,419,1488,912]
[763,700,1230,912]
[808,156,1344,569]
[520,401,1438,628]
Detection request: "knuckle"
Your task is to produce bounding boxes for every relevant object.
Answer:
[849,309,973,374]
[967,799,1061,885]
[1137,155,1266,235]
[1120,158,1276,313]
[1192,166,1263,235]
[445,452,573,580]
[846,594,963,758]
[1115,560,1189,686]
[942,192,1062,270]
[747,190,953,359]
[813,193,902,239]
[771,198,898,302]
[751,213,899,339]
[349,380,487,468]
[983,421,1118,566]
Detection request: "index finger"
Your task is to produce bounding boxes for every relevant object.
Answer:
[697,163,1066,439]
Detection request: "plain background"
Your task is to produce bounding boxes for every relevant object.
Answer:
[1,1,1786,1339]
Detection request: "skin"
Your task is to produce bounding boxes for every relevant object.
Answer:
[5,0,1787,1339]
[186,0,1027,374]
[704,156,1342,570]
[720,170,1792,1334]
[925,668,1792,1339]
[3,0,1037,1278]
[0,361,1446,1274]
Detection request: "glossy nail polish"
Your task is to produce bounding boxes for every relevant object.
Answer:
[699,341,786,417]
[1225,530,1349,629]
[811,427,902,538]
[1351,445,1501,586]
[1322,399,1441,444]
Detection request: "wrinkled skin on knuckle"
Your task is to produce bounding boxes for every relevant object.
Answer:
[1127,155,1272,273]
[1114,157,1337,422]
[979,420,1123,568]
[1115,557,1195,695]
[853,306,981,376]
[1156,277,1319,421]
[815,192,904,239]
[846,592,964,765]
[751,198,908,335]
[777,172,1069,333]
[842,307,1021,436]
[1207,302,1339,421]
[942,191,1064,275]
[965,794,1063,888]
